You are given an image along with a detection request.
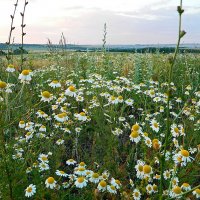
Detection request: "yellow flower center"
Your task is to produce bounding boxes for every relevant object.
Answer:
[52,80,58,84]
[173,186,182,194]
[19,121,25,124]
[92,173,99,178]
[80,112,86,116]
[115,180,121,185]
[0,81,7,89]
[138,165,143,172]
[153,123,158,128]
[153,185,158,191]
[68,85,75,92]
[78,167,85,171]
[174,127,179,133]
[60,171,65,174]
[182,183,189,187]
[8,64,14,68]
[118,96,123,100]
[77,177,85,183]
[144,132,148,137]
[47,177,55,184]
[143,165,151,174]
[132,124,140,131]
[42,91,51,98]
[135,192,139,197]
[181,150,189,157]
[99,180,107,187]
[110,185,116,190]
[41,156,48,161]
[26,187,32,193]
[130,131,139,138]
[111,96,116,101]
[195,189,200,195]
[79,162,85,166]
[68,159,74,162]
[22,70,30,75]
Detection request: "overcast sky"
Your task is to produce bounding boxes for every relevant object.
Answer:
[0,0,199,44]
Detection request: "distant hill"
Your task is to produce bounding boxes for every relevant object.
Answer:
[0,43,200,53]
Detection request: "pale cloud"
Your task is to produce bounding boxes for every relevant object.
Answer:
[0,0,199,44]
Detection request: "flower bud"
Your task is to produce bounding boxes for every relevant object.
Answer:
[180,30,186,38]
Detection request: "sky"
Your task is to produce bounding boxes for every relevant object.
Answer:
[0,0,200,45]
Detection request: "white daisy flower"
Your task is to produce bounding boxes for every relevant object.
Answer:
[18,70,32,83]
[6,64,15,72]
[107,185,117,194]
[150,119,160,132]
[45,177,57,189]
[97,180,107,192]
[25,184,36,198]
[65,85,76,97]
[192,189,200,198]
[41,91,53,102]
[49,80,61,88]
[74,177,88,188]
[132,189,141,200]
[55,170,68,177]
[89,172,100,184]
[146,184,153,194]
[66,159,77,165]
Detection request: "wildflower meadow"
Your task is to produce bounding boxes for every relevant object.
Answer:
[0,0,199,199]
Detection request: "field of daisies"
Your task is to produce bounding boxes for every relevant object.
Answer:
[0,51,199,199]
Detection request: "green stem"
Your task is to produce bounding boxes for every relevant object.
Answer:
[159,0,184,199]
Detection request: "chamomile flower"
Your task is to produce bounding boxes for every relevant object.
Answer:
[25,184,36,198]
[146,184,153,194]
[74,167,87,176]
[76,95,84,102]
[49,80,61,88]
[150,119,160,132]
[74,112,87,121]
[0,81,7,90]
[18,70,32,83]
[97,180,107,192]
[107,185,117,194]
[56,139,64,145]
[170,186,182,198]
[192,188,200,198]
[129,131,141,143]
[132,189,141,200]
[6,64,15,72]
[39,125,46,132]
[89,172,100,183]
[54,112,69,122]
[110,178,121,189]
[38,154,49,163]
[163,170,171,180]
[39,162,50,171]
[143,165,153,178]
[171,124,180,137]
[74,177,88,188]
[19,121,26,128]
[135,160,145,179]
[144,137,152,147]
[125,98,134,106]
[45,177,57,189]
[66,159,77,165]
[181,183,191,191]
[65,85,76,97]
[55,170,68,177]
[41,91,53,102]
[108,96,118,104]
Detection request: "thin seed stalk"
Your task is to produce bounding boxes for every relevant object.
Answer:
[159,0,184,199]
